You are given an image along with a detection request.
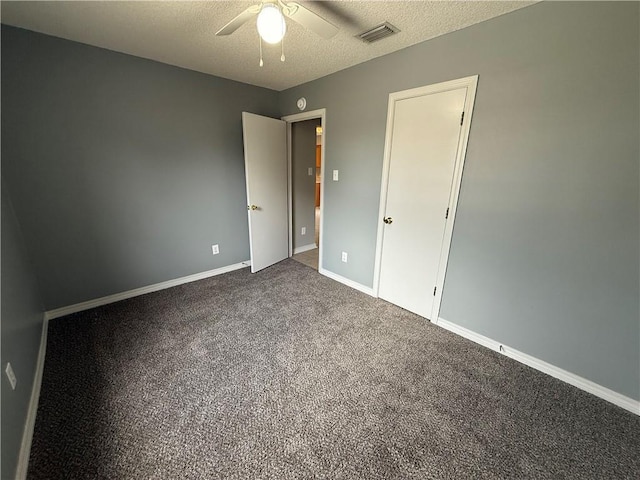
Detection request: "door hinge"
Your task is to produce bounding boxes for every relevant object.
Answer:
[433,286,437,296]
[445,207,449,219]
[460,111,465,126]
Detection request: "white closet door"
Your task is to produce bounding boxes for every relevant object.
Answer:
[378,87,467,318]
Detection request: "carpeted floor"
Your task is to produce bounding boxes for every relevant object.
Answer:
[29,259,640,479]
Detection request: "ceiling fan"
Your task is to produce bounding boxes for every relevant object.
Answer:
[216,1,339,65]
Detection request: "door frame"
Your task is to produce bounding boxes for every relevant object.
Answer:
[281,108,326,270]
[372,76,479,322]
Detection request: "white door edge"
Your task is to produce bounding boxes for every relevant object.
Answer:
[282,108,326,271]
[286,122,293,257]
[372,75,479,321]
[241,111,257,269]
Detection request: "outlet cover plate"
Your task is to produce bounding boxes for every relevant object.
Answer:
[212,244,220,255]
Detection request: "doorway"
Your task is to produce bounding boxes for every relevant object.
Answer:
[290,118,320,269]
[282,109,326,271]
[373,76,478,321]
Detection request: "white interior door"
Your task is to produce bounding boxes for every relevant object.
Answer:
[242,112,288,273]
[378,86,468,319]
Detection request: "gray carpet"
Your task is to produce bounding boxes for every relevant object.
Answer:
[29,259,639,479]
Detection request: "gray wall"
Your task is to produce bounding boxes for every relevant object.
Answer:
[1,180,45,479]
[279,2,640,400]
[1,26,279,310]
[291,120,318,250]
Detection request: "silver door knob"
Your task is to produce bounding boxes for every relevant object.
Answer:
[248,205,258,211]
[383,217,393,224]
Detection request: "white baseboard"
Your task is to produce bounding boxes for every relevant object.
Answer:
[45,261,250,320]
[293,244,317,255]
[319,267,375,297]
[435,317,640,415]
[16,315,49,480]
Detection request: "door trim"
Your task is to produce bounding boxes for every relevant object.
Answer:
[282,108,326,271]
[373,76,479,321]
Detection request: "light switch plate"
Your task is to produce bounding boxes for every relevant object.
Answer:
[333,170,339,181]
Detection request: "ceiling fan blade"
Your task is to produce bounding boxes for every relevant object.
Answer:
[215,4,262,36]
[282,2,339,39]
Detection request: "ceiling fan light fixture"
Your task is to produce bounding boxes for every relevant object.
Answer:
[257,3,286,44]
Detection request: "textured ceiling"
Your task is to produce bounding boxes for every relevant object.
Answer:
[1,1,536,91]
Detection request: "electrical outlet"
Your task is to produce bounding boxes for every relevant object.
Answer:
[333,170,339,181]
[308,167,313,176]
[341,251,348,263]
[5,362,16,390]
[301,227,306,235]
[212,244,220,255]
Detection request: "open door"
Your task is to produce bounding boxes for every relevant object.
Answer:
[242,112,288,273]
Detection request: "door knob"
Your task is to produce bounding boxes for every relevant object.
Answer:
[383,217,393,224]
[248,205,258,210]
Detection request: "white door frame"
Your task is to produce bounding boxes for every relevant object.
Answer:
[282,108,326,270]
[373,76,479,323]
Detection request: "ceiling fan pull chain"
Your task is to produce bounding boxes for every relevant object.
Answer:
[280,36,285,62]
[259,35,264,67]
